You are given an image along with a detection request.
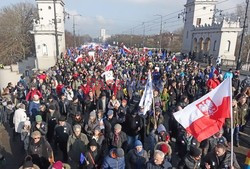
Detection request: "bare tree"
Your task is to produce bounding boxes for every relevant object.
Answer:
[0,2,36,65]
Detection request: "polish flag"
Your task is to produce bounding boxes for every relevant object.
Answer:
[123,45,132,54]
[105,57,113,71]
[174,77,232,142]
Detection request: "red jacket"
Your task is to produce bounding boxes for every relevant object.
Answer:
[81,84,91,96]
[26,89,42,101]
[207,78,220,90]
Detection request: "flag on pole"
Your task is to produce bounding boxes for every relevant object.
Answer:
[105,57,113,71]
[123,45,132,54]
[101,71,114,85]
[173,77,232,142]
[139,71,153,115]
[80,153,86,164]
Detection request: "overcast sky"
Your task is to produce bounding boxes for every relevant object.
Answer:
[0,0,244,37]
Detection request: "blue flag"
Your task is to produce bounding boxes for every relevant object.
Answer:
[148,50,153,57]
[80,153,85,164]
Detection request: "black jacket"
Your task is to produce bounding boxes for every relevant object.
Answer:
[124,114,143,136]
[178,154,201,169]
[54,122,72,143]
[204,150,240,169]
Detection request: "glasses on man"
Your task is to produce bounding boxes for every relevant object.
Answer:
[33,137,40,140]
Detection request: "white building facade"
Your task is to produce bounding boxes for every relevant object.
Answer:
[182,0,242,61]
[31,0,66,70]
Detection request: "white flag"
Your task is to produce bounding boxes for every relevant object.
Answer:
[139,72,153,115]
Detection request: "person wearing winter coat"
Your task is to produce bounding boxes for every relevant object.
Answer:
[31,115,48,137]
[102,148,125,169]
[28,131,53,169]
[67,124,89,169]
[46,105,60,143]
[84,139,102,169]
[124,111,143,150]
[177,130,200,158]
[84,110,99,139]
[204,144,240,169]
[125,140,148,169]
[146,150,172,169]
[26,86,42,101]
[13,103,27,136]
[28,95,41,122]
[21,120,31,153]
[109,124,127,151]
[54,116,72,162]
[178,146,202,169]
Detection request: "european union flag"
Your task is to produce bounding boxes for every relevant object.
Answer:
[80,153,86,164]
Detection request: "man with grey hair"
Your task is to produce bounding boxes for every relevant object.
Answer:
[146,150,172,169]
[67,124,89,168]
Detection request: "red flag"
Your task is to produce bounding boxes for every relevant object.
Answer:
[174,78,232,142]
[105,57,113,71]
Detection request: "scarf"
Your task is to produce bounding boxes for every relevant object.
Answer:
[114,133,119,146]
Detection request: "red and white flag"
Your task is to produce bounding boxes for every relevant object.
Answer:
[174,77,232,142]
[105,57,113,71]
[123,45,132,54]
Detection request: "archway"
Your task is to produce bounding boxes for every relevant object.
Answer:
[204,38,211,52]
[193,38,198,53]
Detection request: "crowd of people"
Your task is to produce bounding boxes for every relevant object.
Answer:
[0,46,249,169]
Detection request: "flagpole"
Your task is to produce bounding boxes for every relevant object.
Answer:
[229,77,234,167]
[150,70,157,128]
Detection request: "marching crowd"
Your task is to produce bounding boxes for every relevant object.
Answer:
[0,46,249,169]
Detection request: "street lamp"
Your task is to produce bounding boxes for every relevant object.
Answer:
[66,13,81,48]
[154,14,163,51]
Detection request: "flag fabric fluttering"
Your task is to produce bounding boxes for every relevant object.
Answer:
[80,153,86,164]
[139,71,153,115]
[173,77,232,142]
[105,57,113,71]
[123,45,132,54]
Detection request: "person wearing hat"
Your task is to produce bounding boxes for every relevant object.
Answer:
[72,111,84,129]
[102,148,125,169]
[178,146,202,169]
[13,103,27,139]
[54,115,72,162]
[126,140,148,169]
[48,160,70,169]
[28,131,53,169]
[19,156,40,169]
[84,139,102,169]
[123,111,143,150]
[47,95,59,113]
[46,105,60,143]
[31,115,48,137]
[109,124,127,151]
[106,109,118,131]
[84,110,99,138]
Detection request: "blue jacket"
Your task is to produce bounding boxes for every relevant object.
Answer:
[102,151,125,169]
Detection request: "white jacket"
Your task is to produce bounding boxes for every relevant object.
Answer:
[13,108,27,133]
